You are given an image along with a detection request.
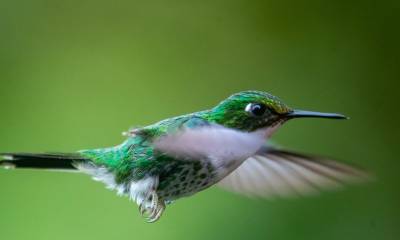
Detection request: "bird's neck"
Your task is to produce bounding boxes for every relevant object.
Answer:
[256,121,284,139]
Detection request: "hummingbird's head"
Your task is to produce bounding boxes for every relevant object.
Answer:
[208,90,347,133]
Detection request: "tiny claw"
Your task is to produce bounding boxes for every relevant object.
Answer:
[136,190,165,223]
[147,192,159,218]
[150,192,158,208]
[139,191,165,223]
[147,201,165,223]
[138,202,147,216]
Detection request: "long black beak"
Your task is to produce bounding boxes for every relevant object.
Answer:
[285,110,348,120]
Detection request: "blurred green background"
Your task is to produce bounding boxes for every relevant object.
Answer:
[0,0,399,239]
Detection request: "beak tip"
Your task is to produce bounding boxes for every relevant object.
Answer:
[331,113,349,120]
[287,110,349,120]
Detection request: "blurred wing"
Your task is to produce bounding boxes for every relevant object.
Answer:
[154,124,266,164]
[217,148,370,198]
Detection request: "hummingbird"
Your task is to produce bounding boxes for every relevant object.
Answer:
[0,91,368,222]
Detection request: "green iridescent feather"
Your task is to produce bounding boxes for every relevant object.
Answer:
[78,91,291,185]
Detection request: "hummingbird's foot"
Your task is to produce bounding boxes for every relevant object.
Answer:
[147,200,165,223]
[138,191,165,223]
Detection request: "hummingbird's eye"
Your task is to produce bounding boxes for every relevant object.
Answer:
[245,103,267,117]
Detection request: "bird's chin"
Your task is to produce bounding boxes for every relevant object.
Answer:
[258,120,285,139]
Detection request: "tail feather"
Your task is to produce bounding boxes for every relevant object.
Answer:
[0,153,88,170]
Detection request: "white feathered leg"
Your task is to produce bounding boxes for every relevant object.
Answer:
[129,177,165,223]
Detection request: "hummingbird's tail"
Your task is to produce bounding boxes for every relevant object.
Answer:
[0,153,88,170]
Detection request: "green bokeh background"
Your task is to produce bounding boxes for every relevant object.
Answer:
[0,1,399,239]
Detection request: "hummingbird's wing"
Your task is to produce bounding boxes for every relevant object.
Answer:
[154,122,266,165]
[217,148,370,198]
